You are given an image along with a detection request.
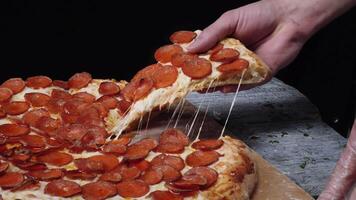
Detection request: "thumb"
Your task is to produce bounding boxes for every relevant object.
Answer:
[187,10,237,53]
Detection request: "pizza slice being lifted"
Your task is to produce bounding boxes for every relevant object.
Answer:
[109,30,270,136]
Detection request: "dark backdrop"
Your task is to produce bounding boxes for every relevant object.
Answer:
[0,1,355,136]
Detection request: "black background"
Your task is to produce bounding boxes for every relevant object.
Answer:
[0,1,355,136]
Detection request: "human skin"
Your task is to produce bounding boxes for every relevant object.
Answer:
[188,0,356,199]
[188,0,356,92]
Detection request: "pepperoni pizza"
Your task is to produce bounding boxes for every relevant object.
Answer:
[0,30,269,199]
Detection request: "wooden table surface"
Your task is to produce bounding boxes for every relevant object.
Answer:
[186,78,347,198]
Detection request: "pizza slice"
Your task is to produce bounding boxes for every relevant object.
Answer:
[106,30,270,136]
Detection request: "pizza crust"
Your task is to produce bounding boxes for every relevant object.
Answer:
[197,136,257,200]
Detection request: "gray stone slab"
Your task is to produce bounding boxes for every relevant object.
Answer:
[186,78,347,197]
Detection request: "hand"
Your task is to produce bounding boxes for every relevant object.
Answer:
[188,0,356,92]
[318,120,356,200]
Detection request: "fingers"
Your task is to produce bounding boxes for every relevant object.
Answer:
[318,120,356,200]
[187,10,237,53]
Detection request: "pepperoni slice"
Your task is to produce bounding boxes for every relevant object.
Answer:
[128,159,151,171]
[182,57,212,79]
[82,181,117,200]
[192,139,224,150]
[133,138,158,151]
[117,99,132,115]
[96,95,118,110]
[217,58,249,73]
[119,165,141,181]
[51,89,72,100]
[24,92,51,107]
[74,158,105,173]
[45,179,81,197]
[102,141,127,155]
[3,101,30,115]
[73,92,96,103]
[15,162,48,171]
[151,154,185,171]
[1,78,25,94]
[52,80,69,89]
[121,78,154,102]
[0,106,6,119]
[186,150,220,167]
[150,190,183,200]
[65,170,96,180]
[124,145,150,161]
[63,98,91,116]
[10,178,40,192]
[46,98,67,114]
[116,180,149,198]
[114,135,132,146]
[81,125,108,149]
[140,168,163,185]
[26,76,52,89]
[152,165,181,182]
[77,107,101,122]
[210,48,240,63]
[185,167,218,188]
[207,43,224,55]
[159,128,189,146]
[90,102,109,118]
[170,31,197,44]
[87,154,119,171]
[165,182,199,193]
[11,154,31,162]
[23,108,50,127]
[172,174,207,189]
[99,169,122,183]
[131,63,162,82]
[131,63,178,88]
[21,134,46,148]
[37,151,73,166]
[68,72,92,89]
[27,169,63,181]
[151,65,178,88]
[57,124,88,142]
[58,124,87,142]
[154,143,185,154]
[99,81,120,95]
[35,116,61,133]
[154,44,183,63]
[0,87,13,102]
[0,162,9,174]
[171,53,197,68]
[0,172,24,188]
[0,123,30,137]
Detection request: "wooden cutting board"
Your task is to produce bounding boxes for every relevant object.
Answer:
[132,101,314,200]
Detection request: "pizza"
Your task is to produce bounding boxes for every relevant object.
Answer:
[0,30,269,199]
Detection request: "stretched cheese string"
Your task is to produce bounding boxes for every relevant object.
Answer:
[136,114,144,133]
[193,85,217,142]
[187,80,214,137]
[219,70,246,139]
[174,98,186,128]
[144,110,152,133]
[165,98,184,130]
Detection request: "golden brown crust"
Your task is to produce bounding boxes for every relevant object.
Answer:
[198,136,257,200]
